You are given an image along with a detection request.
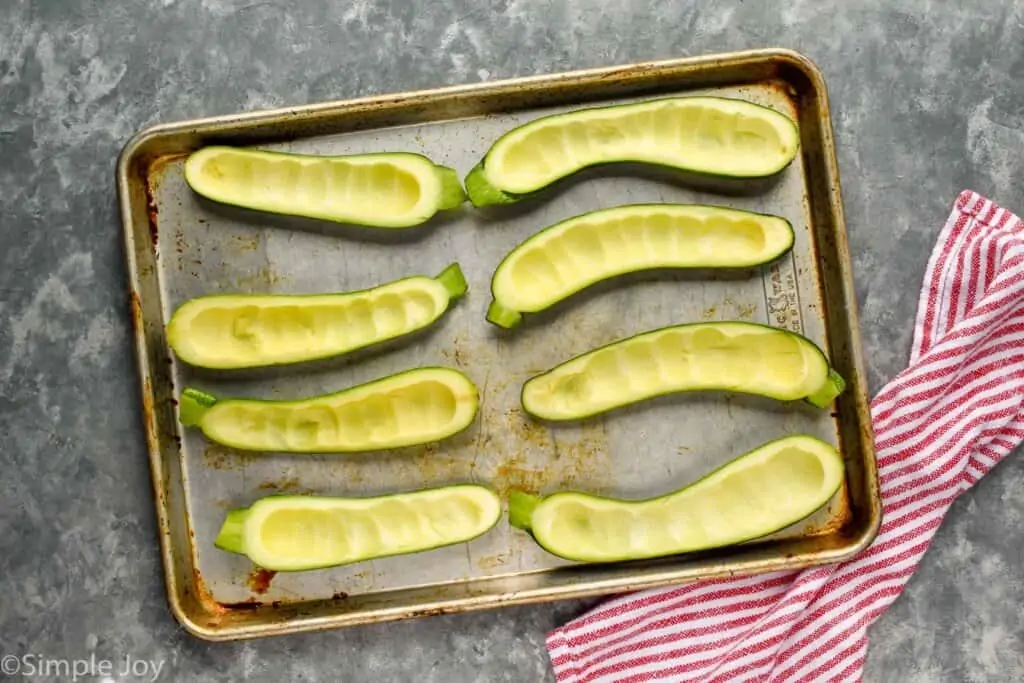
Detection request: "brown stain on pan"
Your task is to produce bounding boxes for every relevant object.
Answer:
[476,554,511,570]
[491,409,611,497]
[440,335,473,369]
[192,569,228,616]
[763,480,853,544]
[137,161,159,248]
[140,152,185,249]
[140,376,160,454]
[202,444,253,470]
[233,266,283,289]
[231,234,261,252]
[801,481,853,538]
[490,408,553,496]
[129,290,144,337]
[702,298,758,322]
[193,569,281,617]
[258,477,295,491]
[246,568,277,595]
[146,189,159,246]
[550,421,612,492]
[256,476,313,493]
[503,408,553,445]
[759,77,801,119]
[492,457,547,497]
[146,152,187,185]
[411,446,462,483]
[252,479,313,493]
[736,302,758,319]
[174,228,188,257]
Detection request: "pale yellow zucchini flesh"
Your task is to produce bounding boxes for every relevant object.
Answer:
[215,485,502,571]
[184,146,466,227]
[509,435,844,563]
[521,322,845,420]
[466,96,800,206]
[179,367,479,453]
[486,204,794,328]
[167,263,467,370]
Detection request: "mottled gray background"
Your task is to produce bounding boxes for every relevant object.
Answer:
[1,0,1023,681]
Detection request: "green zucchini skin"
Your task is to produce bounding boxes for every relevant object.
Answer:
[184,146,467,227]
[485,204,796,329]
[179,366,480,453]
[215,485,503,571]
[465,162,520,206]
[466,96,801,207]
[520,321,846,421]
[509,434,845,563]
[166,263,468,370]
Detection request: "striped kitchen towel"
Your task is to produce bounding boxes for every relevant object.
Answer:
[546,190,1024,682]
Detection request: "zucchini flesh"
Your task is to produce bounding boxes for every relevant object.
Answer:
[184,146,466,227]
[179,367,479,453]
[215,485,502,571]
[486,204,795,328]
[509,435,844,563]
[466,96,800,206]
[167,263,467,370]
[521,322,845,420]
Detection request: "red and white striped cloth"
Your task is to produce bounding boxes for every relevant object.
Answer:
[546,190,1024,682]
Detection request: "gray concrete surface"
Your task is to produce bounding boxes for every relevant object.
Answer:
[1,0,1023,681]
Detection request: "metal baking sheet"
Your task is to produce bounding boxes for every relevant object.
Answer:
[117,48,879,641]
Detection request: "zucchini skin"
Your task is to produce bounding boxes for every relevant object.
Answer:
[215,485,503,571]
[166,263,468,370]
[485,204,796,329]
[520,321,845,420]
[184,147,467,227]
[509,434,844,563]
[179,367,480,453]
[466,96,801,206]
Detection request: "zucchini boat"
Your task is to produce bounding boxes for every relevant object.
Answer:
[179,367,479,453]
[216,485,502,571]
[521,321,845,420]
[184,146,466,227]
[486,204,795,328]
[509,435,844,563]
[465,96,800,206]
[167,263,467,370]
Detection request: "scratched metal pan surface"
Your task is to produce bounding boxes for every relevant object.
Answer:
[117,48,880,641]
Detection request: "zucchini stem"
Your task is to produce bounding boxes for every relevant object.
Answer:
[435,166,468,210]
[214,508,249,553]
[806,368,847,408]
[436,263,469,300]
[508,490,543,531]
[485,300,523,329]
[464,163,516,207]
[179,387,218,427]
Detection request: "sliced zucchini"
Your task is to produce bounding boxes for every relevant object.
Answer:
[215,485,502,571]
[167,263,467,370]
[521,322,845,420]
[509,435,844,563]
[465,96,800,206]
[184,146,466,227]
[486,204,794,328]
[179,367,479,453]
